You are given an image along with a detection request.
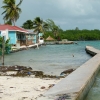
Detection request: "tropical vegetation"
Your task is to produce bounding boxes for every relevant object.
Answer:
[44,29,100,41]
[33,17,49,43]
[32,17,49,33]
[0,37,11,55]
[22,17,61,40]
[22,17,100,41]
[22,20,33,29]
[46,19,60,38]
[1,0,23,25]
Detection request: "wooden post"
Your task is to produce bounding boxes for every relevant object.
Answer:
[2,36,5,66]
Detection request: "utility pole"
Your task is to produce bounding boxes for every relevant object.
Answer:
[2,36,5,66]
[1,29,8,66]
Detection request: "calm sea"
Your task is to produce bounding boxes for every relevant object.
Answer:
[1,41,100,99]
[1,41,100,75]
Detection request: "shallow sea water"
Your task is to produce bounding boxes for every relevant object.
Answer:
[85,72,100,100]
[1,41,100,99]
[0,41,94,75]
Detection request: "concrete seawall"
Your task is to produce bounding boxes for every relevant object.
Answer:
[38,46,100,100]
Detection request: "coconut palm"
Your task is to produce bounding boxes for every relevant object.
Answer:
[22,20,33,29]
[33,17,48,43]
[46,19,60,38]
[1,0,23,25]
[5,19,12,25]
[33,17,48,33]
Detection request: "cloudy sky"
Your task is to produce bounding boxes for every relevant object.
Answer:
[0,0,100,30]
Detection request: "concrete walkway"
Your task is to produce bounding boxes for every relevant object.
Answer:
[37,46,100,100]
[11,43,41,53]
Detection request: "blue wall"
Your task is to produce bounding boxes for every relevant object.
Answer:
[8,31,16,44]
[39,33,43,37]
[0,31,16,44]
[33,34,36,43]
[0,31,38,44]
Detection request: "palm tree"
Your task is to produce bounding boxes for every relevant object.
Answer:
[5,19,12,25]
[1,0,23,25]
[46,19,60,38]
[33,17,48,33]
[22,20,33,29]
[33,17,48,43]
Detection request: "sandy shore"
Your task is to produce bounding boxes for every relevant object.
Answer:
[0,75,62,100]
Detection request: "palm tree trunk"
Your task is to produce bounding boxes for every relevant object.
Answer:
[13,19,15,26]
[36,33,39,43]
[2,36,5,65]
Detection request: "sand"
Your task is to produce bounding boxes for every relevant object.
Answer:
[0,75,62,100]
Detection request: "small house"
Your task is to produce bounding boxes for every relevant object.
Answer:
[26,30,44,45]
[0,25,42,47]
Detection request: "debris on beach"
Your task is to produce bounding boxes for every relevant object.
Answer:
[0,65,63,100]
[0,65,75,79]
[0,65,64,79]
[60,68,75,76]
[41,86,46,89]
[55,94,71,100]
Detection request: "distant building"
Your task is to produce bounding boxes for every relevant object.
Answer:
[0,24,29,47]
[26,29,37,46]
[46,36,55,41]
[0,25,44,47]
[27,30,44,44]
[39,33,44,44]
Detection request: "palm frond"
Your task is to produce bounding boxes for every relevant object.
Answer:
[1,0,22,25]
[17,0,23,6]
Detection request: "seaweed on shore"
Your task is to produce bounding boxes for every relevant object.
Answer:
[0,65,64,79]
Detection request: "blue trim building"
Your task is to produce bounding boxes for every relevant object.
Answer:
[0,25,44,47]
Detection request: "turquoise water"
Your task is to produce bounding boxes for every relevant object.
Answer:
[85,42,100,100]
[85,72,100,100]
[0,41,100,75]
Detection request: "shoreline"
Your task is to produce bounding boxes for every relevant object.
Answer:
[0,65,75,100]
[0,76,62,100]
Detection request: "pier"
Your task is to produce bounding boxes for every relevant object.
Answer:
[37,46,100,100]
[45,41,74,45]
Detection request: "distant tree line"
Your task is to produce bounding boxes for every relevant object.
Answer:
[43,29,100,41]
[21,18,61,40]
[22,18,100,41]
[59,29,100,41]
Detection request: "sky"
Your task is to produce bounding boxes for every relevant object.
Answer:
[0,0,100,30]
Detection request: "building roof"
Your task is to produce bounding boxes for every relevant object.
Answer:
[0,24,29,33]
[46,36,55,41]
[27,29,38,34]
